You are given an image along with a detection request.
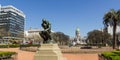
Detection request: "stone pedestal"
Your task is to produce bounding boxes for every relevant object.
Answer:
[34,44,67,60]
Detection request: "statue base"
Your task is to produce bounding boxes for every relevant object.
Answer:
[34,44,67,60]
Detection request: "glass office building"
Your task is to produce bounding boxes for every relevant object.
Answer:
[0,5,25,40]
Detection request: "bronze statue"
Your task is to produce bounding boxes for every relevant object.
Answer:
[39,19,52,43]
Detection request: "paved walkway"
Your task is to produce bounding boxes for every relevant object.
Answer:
[0,48,98,60]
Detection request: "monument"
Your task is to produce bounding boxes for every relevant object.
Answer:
[34,19,66,60]
[72,27,86,45]
[39,19,52,43]
[72,27,81,45]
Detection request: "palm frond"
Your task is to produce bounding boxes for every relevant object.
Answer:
[117,10,120,26]
[103,11,113,27]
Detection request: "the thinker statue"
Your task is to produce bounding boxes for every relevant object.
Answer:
[39,19,52,43]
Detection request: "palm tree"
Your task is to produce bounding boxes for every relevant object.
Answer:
[103,9,120,49]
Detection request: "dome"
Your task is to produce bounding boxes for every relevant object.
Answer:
[76,28,80,32]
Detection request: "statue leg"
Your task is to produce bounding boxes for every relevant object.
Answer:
[39,31,47,43]
[46,31,52,40]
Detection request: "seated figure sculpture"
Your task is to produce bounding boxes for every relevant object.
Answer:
[39,19,52,43]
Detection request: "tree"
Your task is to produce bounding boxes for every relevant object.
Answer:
[103,9,120,49]
[87,30,111,47]
[51,32,70,45]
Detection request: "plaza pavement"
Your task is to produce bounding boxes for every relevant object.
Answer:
[0,48,98,60]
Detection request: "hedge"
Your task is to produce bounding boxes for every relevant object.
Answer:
[101,50,120,60]
[0,51,17,59]
[20,44,40,47]
[0,44,20,48]
[0,44,40,48]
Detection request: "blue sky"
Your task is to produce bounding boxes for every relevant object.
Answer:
[0,0,120,37]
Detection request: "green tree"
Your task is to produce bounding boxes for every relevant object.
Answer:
[87,30,111,47]
[52,32,70,45]
[103,9,120,49]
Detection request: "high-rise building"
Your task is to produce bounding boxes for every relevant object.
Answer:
[0,5,25,40]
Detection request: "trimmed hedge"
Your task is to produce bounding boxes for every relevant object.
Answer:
[0,44,20,48]
[101,50,120,60]
[0,44,40,48]
[0,51,17,59]
[20,44,40,47]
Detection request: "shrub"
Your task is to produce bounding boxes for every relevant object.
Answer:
[9,44,20,48]
[0,51,17,59]
[20,44,40,47]
[0,44,40,48]
[112,50,120,56]
[110,56,120,60]
[0,44,20,48]
[102,50,120,60]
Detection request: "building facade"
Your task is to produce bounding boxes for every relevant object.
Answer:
[0,5,25,40]
[24,28,43,44]
[74,28,81,44]
[107,25,120,35]
[72,27,86,45]
[107,25,120,43]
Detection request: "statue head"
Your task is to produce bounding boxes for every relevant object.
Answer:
[42,18,47,23]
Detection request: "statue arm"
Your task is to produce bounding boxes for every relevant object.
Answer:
[45,24,51,31]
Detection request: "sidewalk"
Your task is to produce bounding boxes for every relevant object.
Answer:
[0,48,98,60]
[63,54,98,60]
